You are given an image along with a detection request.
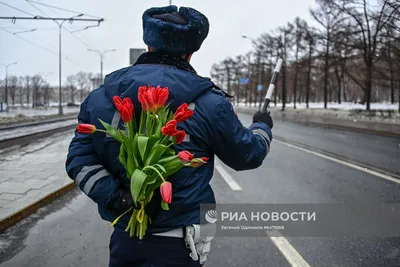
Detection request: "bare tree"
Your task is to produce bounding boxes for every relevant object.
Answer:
[42,82,52,106]
[304,27,317,108]
[76,72,91,103]
[336,0,393,110]
[8,76,18,106]
[310,0,345,109]
[31,75,43,107]
[291,17,308,109]
[65,75,77,104]
[23,76,32,107]
[232,55,245,105]
[18,76,24,106]
[275,25,292,111]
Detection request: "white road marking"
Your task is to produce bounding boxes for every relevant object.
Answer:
[275,139,400,184]
[214,159,242,191]
[267,231,312,267]
[215,160,311,267]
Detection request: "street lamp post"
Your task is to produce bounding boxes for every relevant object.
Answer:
[55,14,86,116]
[87,49,116,85]
[58,21,65,115]
[0,62,17,112]
[0,15,104,115]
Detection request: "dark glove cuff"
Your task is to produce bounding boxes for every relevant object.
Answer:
[253,111,273,129]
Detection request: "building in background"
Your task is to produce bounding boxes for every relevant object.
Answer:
[130,48,146,65]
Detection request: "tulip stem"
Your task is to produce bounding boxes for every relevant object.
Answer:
[95,129,108,133]
[139,111,145,135]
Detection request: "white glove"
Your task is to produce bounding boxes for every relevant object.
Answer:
[185,224,216,265]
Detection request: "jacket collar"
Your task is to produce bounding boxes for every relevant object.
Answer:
[134,52,197,74]
[133,51,233,98]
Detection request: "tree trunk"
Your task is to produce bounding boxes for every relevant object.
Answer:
[324,42,329,109]
[19,86,23,106]
[398,80,400,112]
[70,87,74,104]
[26,86,30,107]
[390,71,395,104]
[293,61,298,109]
[306,45,312,108]
[334,66,342,104]
[366,62,373,111]
[282,61,286,111]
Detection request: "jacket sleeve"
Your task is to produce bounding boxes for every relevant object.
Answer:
[211,96,272,171]
[65,95,124,215]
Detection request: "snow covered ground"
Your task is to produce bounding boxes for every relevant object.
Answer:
[0,106,80,118]
[236,102,399,110]
[0,119,77,142]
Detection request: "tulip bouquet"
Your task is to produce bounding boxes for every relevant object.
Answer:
[77,85,208,239]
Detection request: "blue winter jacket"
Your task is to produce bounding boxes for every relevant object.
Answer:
[65,52,272,234]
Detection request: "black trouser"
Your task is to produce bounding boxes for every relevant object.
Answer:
[109,230,202,267]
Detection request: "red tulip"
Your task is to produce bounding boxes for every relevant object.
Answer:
[138,86,147,108]
[77,124,96,134]
[190,157,209,168]
[154,85,169,109]
[173,130,186,144]
[178,150,194,163]
[174,103,194,122]
[160,181,172,204]
[113,96,134,123]
[138,85,169,112]
[161,120,178,136]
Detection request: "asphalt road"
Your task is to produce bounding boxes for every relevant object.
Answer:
[1,113,400,267]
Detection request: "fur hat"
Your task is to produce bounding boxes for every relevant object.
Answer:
[142,5,209,55]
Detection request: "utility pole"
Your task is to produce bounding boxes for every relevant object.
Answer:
[87,49,116,85]
[169,0,172,5]
[0,16,104,115]
[0,62,17,112]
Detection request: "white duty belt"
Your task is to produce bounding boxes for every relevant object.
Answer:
[152,224,216,265]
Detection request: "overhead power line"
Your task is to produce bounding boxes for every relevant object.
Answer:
[0,27,82,67]
[0,28,57,55]
[23,0,95,50]
[24,0,57,26]
[0,1,36,16]
[0,15,104,116]
[25,0,102,19]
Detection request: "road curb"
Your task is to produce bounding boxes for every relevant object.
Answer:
[0,182,76,233]
[236,107,400,138]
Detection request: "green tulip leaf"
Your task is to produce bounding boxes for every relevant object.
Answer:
[158,155,179,165]
[163,148,176,157]
[99,119,122,143]
[130,169,147,205]
[154,164,167,174]
[145,144,170,166]
[144,136,159,160]
[142,165,164,180]
[118,129,127,142]
[138,136,149,161]
[118,143,127,169]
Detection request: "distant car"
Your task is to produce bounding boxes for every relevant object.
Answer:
[33,103,45,107]
[66,102,80,107]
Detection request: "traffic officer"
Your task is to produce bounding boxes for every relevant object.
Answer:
[66,5,273,267]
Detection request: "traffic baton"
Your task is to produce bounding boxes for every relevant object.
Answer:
[262,58,283,112]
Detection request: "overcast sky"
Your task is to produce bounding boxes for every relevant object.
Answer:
[0,0,316,85]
